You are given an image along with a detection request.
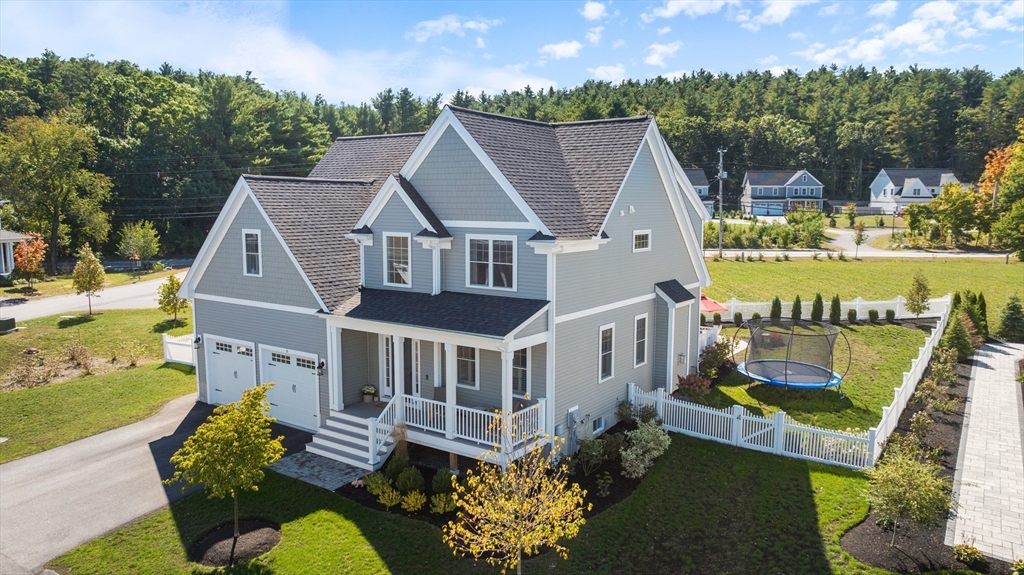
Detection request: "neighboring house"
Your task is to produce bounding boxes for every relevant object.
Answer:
[740,169,824,215]
[682,168,714,217]
[179,106,711,470]
[0,230,29,277]
[868,168,959,213]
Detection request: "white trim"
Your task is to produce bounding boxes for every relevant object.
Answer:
[598,322,615,383]
[355,175,435,234]
[433,341,442,388]
[506,304,551,340]
[442,220,534,230]
[328,315,504,349]
[591,415,606,435]
[634,313,648,368]
[555,293,655,324]
[456,345,480,390]
[241,228,262,277]
[507,331,548,351]
[203,333,257,409]
[193,293,323,316]
[465,233,518,292]
[512,347,531,398]
[654,286,691,310]
[382,232,413,288]
[327,324,341,411]
[379,334,394,397]
[665,306,676,390]
[179,177,249,298]
[527,236,610,254]
[632,229,652,253]
[400,108,553,236]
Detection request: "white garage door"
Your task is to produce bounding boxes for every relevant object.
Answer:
[206,337,256,407]
[260,346,320,432]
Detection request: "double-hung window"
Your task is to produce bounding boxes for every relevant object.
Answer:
[243,229,261,276]
[467,235,515,290]
[599,323,614,382]
[773,188,779,196]
[634,314,648,367]
[457,345,478,388]
[512,348,529,396]
[384,233,411,287]
[632,230,651,252]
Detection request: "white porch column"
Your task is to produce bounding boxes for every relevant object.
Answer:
[395,336,406,398]
[665,305,676,391]
[445,343,457,439]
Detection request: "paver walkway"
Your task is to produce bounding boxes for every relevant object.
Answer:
[946,342,1024,562]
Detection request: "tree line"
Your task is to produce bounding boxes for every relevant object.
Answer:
[1,50,1022,262]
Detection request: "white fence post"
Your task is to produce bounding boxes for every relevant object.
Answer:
[368,417,379,466]
[867,427,877,466]
[731,405,744,446]
[729,298,739,318]
[162,334,171,363]
[656,388,665,420]
[854,297,863,320]
[895,295,904,319]
[628,381,635,404]
[774,412,786,455]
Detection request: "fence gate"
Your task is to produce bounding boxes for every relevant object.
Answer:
[737,409,776,453]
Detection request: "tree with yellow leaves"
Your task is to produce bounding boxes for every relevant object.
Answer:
[443,423,589,575]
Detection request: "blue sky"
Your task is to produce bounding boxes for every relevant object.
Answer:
[1,1,1022,104]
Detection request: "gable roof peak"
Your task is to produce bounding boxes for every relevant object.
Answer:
[447,104,652,127]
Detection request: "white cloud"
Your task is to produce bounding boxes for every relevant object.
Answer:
[663,69,689,80]
[580,1,607,21]
[476,37,486,48]
[973,1,1024,31]
[588,63,626,81]
[956,26,979,38]
[586,26,604,45]
[539,40,584,59]
[759,54,779,65]
[645,41,683,67]
[658,26,672,35]
[612,39,626,48]
[789,31,807,40]
[818,3,840,16]
[866,0,898,18]
[912,1,957,24]
[406,14,502,42]
[641,1,731,23]
[740,1,818,32]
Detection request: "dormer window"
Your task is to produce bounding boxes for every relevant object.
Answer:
[243,229,261,277]
[467,235,515,290]
[384,233,411,287]
[802,174,807,182]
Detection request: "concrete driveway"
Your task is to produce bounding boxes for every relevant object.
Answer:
[0,394,309,574]
[0,271,186,323]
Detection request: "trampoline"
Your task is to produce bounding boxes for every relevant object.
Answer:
[733,319,851,393]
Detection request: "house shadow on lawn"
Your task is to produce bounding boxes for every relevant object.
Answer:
[57,314,97,328]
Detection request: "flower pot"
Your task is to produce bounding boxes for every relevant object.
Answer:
[363,394,373,403]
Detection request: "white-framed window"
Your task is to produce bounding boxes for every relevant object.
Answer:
[634,313,648,367]
[632,230,651,252]
[512,348,530,396]
[592,416,606,435]
[598,323,614,382]
[802,174,807,182]
[466,234,516,291]
[456,345,479,389]
[242,229,262,277]
[383,233,411,287]
[773,188,779,196]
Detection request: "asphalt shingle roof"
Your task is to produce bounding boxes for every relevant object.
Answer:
[655,279,696,304]
[340,289,548,337]
[398,175,451,238]
[309,133,423,181]
[682,168,709,187]
[744,171,803,186]
[881,168,954,188]
[243,175,378,313]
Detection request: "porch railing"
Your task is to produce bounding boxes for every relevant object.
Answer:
[454,405,502,446]
[404,396,447,434]
[369,396,399,466]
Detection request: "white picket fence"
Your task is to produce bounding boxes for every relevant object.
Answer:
[162,333,195,366]
[698,325,721,352]
[719,294,952,322]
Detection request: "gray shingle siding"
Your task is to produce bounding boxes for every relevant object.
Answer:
[364,194,434,293]
[195,196,322,309]
[514,312,548,339]
[194,298,329,420]
[440,228,547,300]
[456,349,503,408]
[531,344,547,400]
[409,125,527,222]
[341,329,372,406]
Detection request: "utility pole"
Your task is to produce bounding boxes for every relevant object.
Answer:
[717,147,727,259]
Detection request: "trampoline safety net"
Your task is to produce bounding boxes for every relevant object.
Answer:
[741,319,849,387]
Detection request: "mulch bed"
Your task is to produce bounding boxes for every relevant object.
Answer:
[840,354,1014,574]
[188,519,281,567]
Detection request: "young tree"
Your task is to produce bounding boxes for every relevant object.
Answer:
[791,295,802,322]
[71,243,105,315]
[13,232,46,290]
[770,296,783,324]
[941,313,974,362]
[845,203,857,228]
[165,385,284,567]
[853,222,867,259]
[829,294,842,324]
[811,293,824,322]
[992,199,1024,259]
[902,203,932,236]
[929,183,977,246]
[158,274,190,321]
[867,443,954,547]
[117,220,160,279]
[444,432,589,575]
[905,271,931,318]
[997,294,1024,342]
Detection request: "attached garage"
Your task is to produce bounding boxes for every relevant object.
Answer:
[259,346,321,432]
[751,203,784,216]
[205,336,256,407]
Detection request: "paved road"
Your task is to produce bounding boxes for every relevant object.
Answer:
[0,271,187,322]
[945,342,1024,562]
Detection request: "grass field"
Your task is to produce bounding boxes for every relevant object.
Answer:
[2,268,182,299]
[705,258,1024,333]
[50,435,888,575]
[0,362,196,463]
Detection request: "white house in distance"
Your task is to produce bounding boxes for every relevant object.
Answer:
[867,168,959,213]
[681,168,713,216]
[740,169,824,215]
[0,230,29,277]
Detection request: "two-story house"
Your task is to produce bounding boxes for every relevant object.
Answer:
[867,168,959,213]
[740,169,824,215]
[179,106,711,470]
[681,168,713,217]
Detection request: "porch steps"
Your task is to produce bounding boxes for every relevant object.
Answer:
[305,411,393,471]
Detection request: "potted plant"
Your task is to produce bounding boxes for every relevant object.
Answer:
[361,386,376,403]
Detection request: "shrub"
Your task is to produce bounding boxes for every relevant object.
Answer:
[602,432,625,461]
[791,295,802,322]
[783,252,790,261]
[829,295,842,324]
[770,297,782,324]
[930,348,957,386]
[867,446,953,546]
[401,490,427,512]
[700,313,707,326]
[838,250,847,261]
[942,313,974,361]
[909,411,932,442]
[1011,558,1024,575]
[384,454,411,483]
[377,485,403,510]
[151,261,165,272]
[913,377,949,410]
[616,399,658,424]
[733,312,743,325]
[953,542,985,566]
[886,309,896,322]
[826,251,834,260]
[596,472,613,498]
[620,421,672,479]
[811,293,824,322]
[712,313,721,325]
[775,254,783,262]
[364,472,389,496]
[432,468,455,495]
[117,339,145,367]
[847,309,857,324]
[635,403,659,424]
[699,339,733,380]
[757,252,765,261]
[751,312,762,321]
[616,399,636,424]
[998,294,1024,342]
[677,374,712,399]
[868,309,879,323]
[878,216,886,228]
[395,466,425,494]
[576,438,607,476]
[62,341,92,374]
[430,492,457,514]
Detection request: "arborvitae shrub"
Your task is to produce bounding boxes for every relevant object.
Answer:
[770,297,783,324]
[830,295,842,324]
[811,293,824,322]
[997,294,1024,342]
[848,309,858,324]
[941,313,974,362]
[733,312,743,325]
[791,295,803,322]
[713,313,722,325]
[701,313,707,326]
[432,468,455,495]
[886,309,896,322]
[751,312,762,321]
[869,309,879,323]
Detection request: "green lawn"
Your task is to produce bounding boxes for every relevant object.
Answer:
[49,435,897,575]
[705,258,1024,333]
[0,308,191,380]
[836,215,906,229]
[3,268,183,299]
[0,362,197,463]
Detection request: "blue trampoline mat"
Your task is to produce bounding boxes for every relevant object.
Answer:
[737,359,842,389]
